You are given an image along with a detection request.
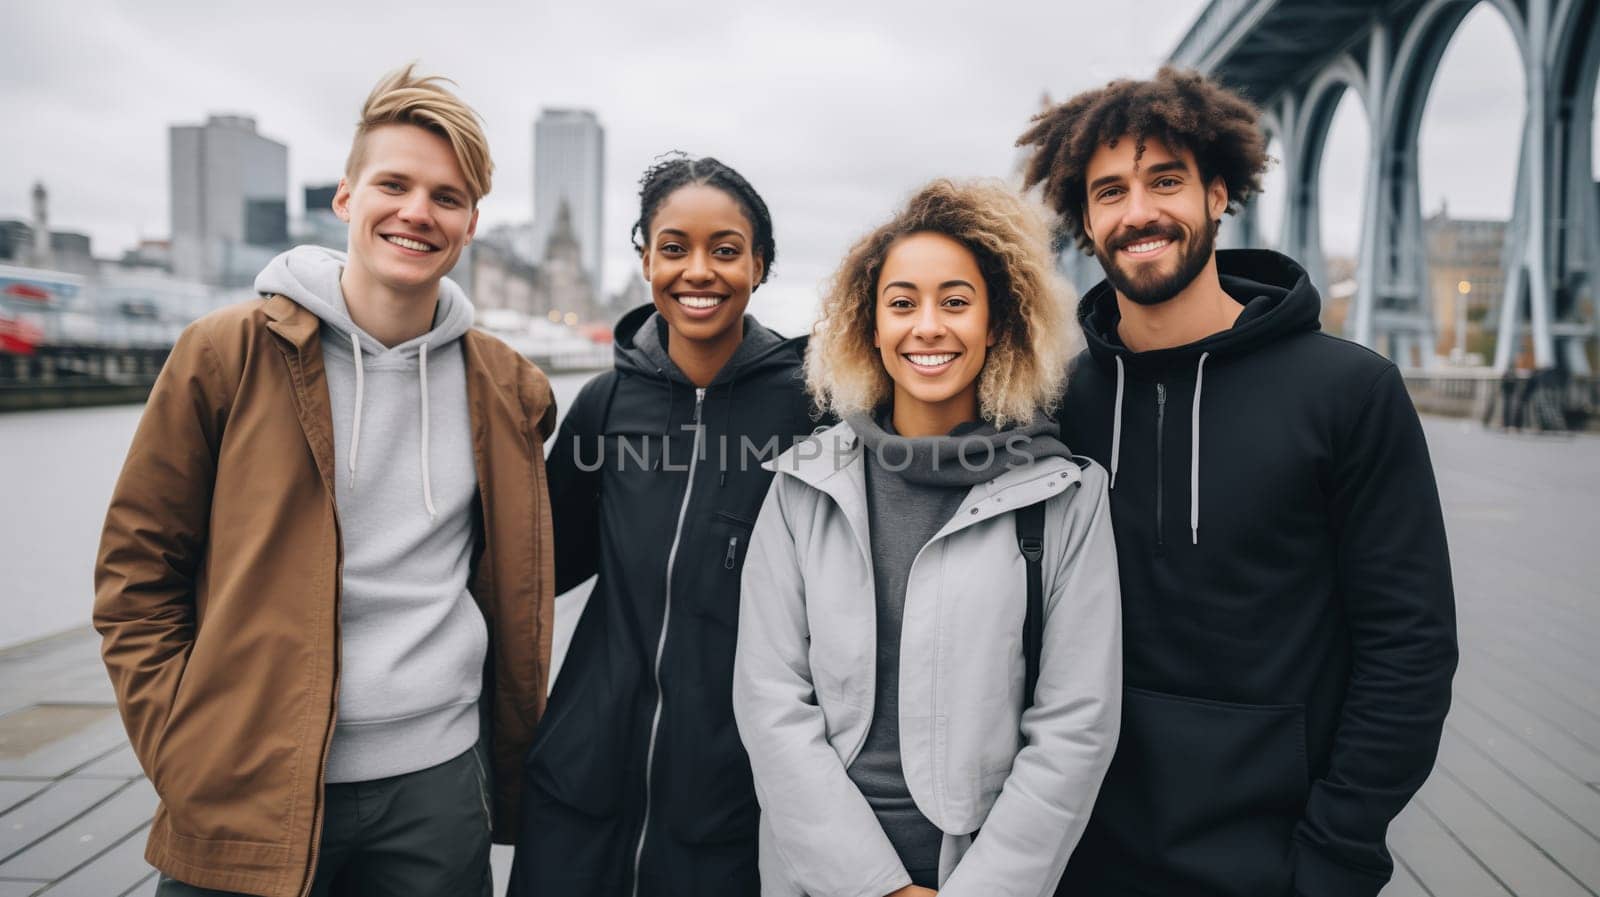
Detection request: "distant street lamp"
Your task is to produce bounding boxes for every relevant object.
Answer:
[547,309,561,323]
[1455,280,1471,361]
[563,312,579,326]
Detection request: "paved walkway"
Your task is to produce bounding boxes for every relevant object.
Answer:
[1,417,1596,896]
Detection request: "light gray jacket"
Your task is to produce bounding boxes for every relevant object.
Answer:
[733,421,1122,897]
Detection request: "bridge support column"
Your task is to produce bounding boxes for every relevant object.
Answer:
[1351,23,1389,349]
[1495,0,1561,371]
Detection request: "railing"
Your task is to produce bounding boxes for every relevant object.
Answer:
[1401,368,1598,432]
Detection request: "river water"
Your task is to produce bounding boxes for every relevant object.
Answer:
[0,371,599,652]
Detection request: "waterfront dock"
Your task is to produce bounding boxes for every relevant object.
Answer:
[1,416,1597,896]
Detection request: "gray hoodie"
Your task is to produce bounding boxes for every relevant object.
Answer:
[255,245,485,784]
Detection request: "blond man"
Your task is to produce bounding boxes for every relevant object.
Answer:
[95,65,556,897]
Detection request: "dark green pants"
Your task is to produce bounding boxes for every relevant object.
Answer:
[156,743,492,897]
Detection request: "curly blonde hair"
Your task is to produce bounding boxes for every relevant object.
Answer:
[807,179,1076,429]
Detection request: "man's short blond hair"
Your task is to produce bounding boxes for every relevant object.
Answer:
[346,63,493,203]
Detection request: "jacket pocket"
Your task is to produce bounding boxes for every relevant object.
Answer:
[695,511,755,629]
[1089,687,1308,895]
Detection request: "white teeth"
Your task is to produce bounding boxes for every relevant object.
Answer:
[1125,239,1170,254]
[678,295,724,309]
[906,353,957,367]
[385,235,435,252]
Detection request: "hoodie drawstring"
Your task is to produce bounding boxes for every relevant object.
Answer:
[1190,352,1209,545]
[1109,356,1125,490]
[349,333,365,486]
[419,342,436,521]
[1105,351,1209,543]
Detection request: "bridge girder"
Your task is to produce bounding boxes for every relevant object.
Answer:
[1171,0,1600,371]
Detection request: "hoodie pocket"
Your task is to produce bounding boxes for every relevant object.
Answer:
[1090,687,1308,895]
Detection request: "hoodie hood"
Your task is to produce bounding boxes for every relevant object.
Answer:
[1076,249,1319,545]
[843,408,1071,488]
[255,245,475,358]
[610,302,801,386]
[255,244,477,521]
[1078,249,1320,374]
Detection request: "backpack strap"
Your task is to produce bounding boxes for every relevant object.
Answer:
[1016,501,1046,709]
[568,370,621,442]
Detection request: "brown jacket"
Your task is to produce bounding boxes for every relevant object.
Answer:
[94,295,555,897]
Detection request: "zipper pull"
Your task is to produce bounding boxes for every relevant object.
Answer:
[723,536,739,569]
[1156,382,1167,407]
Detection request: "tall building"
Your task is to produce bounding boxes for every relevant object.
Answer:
[1425,207,1506,362]
[531,108,604,286]
[170,114,289,286]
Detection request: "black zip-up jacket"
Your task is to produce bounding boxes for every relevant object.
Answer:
[1055,250,1457,897]
[509,305,817,897]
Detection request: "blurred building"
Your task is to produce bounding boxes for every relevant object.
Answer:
[531,108,604,286]
[170,114,289,287]
[119,239,172,273]
[297,183,347,251]
[1322,255,1359,335]
[0,185,95,276]
[469,235,539,316]
[1425,207,1505,363]
[0,220,34,264]
[48,232,95,277]
[471,201,602,322]
[536,200,599,321]
[304,184,338,214]
[609,272,647,312]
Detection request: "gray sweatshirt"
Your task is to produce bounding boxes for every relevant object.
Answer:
[845,410,1073,885]
[256,246,484,783]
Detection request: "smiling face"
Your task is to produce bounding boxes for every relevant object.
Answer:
[641,183,763,350]
[1082,135,1228,306]
[335,123,478,298]
[873,231,994,433]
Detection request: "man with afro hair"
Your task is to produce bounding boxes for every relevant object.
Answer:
[1017,67,1457,897]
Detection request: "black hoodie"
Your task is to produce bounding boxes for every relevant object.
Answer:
[1054,251,1457,897]
[509,305,818,897]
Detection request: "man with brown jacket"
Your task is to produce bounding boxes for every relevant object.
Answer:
[94,66,555,897]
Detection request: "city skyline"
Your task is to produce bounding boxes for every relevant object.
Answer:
[3,0,1545,335]
[532,108,605,286]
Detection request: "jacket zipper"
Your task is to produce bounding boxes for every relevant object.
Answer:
[630,386,705,897]
[722,536,739,570]
[1155,381,1167,550]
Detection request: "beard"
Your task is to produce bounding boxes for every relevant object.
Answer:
[1094,219,1216,307]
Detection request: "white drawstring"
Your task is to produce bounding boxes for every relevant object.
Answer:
[1191,352,1209,545]
[1110,355,1125,489]
[349,332,365,486]
[419,341,436,521]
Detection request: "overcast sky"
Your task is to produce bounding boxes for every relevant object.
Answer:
[2,0,1539,334]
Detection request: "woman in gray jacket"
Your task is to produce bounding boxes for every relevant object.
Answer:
[733,180,1122,897]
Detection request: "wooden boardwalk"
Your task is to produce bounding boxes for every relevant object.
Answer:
[0,417,1595,896]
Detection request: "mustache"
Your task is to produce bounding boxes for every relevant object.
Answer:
[1107,224,1183,253]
